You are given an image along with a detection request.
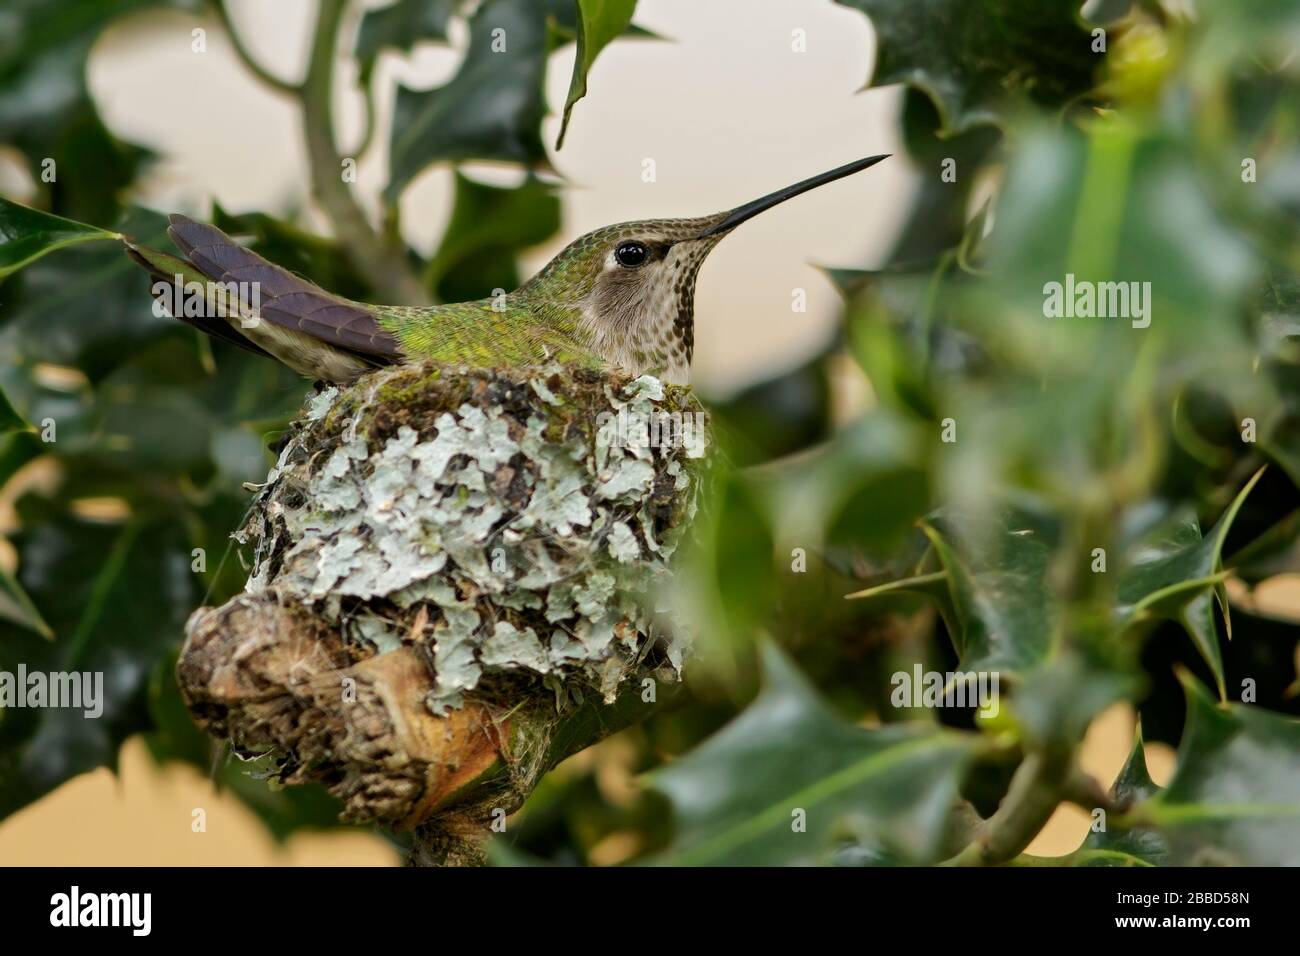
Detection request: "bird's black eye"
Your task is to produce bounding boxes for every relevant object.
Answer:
[615,241,649,267]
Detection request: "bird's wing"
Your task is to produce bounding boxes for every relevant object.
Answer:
[164,214,402,363]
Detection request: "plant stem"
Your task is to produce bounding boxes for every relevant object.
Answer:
[1061,766,1120,814]
[408,813,490,867]
[944,749,1074,866]
[213,0,300,95]
[353,71,380,160]
[300,0,430,305]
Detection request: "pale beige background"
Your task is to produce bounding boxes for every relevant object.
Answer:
[0,0,1220,865]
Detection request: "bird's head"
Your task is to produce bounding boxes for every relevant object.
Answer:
[519,154,889,383]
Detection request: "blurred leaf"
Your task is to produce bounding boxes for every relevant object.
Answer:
[1192,0,1300,75]
[0,207,178,382]
[0,430,40,489]
[0,386,30,435]
[843,259,989,420]
[776,411,930,562]
[555,0,637,150]
[1116,469,1264,698]
[703,356,832,466]
[648,644,976,865]
[425,172,561,302]
[671,465,778,688]
[1262,413,1300,490]
[889,88,1002,262]
[0,564,52,640]
[1010,651,1136,748]
[834,0,1098,135]
[1057,728,1166,866]
[1133,672,1300,865]
[981,119,1258,360]
[0,197,121,278]
[354,0,457,82]
[0,510,199,820]
[386,0,578,199]
[1256,271,1300,408]
[0,0,199,222]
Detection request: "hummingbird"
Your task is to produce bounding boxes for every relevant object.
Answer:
[126,155,888,386]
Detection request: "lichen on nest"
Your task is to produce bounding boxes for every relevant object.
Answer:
[236,361,707,715]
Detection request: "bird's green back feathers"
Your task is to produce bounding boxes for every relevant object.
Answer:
[374,299,601,369]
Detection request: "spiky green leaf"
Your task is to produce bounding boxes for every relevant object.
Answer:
[0,197,120,279]
[833,0,1098,135]
[649,644,977,865]
[555,0,637,149]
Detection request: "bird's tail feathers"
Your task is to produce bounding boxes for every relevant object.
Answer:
[163,215,401,362]
[125,215,405,380]
[124,240,274,359]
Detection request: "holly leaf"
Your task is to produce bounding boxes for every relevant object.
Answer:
[354,0,458,83]
[1116,469,1264,699]
[1058,674,1300,866]
[833,0,1098,136]
[0,197,121,279]
[0,207,176,382]
[848,504,1061,674]
[555,0,637,150]
[982,122,1259,355]
[0,511,200,821]
[385,0,578,200]
[648,644,976,865]
[1059,728,1166,866]
[1011,651,1136,750]
[424,172,561,303]
[1132,672,1300,866]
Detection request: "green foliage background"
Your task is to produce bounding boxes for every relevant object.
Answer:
[1,0,1299,865]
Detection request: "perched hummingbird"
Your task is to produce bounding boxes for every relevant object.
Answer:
[126,155,888,385]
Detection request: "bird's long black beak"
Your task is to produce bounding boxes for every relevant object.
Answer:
[697,153,890,239]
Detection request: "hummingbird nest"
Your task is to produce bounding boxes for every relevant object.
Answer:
[176,361,707,857]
